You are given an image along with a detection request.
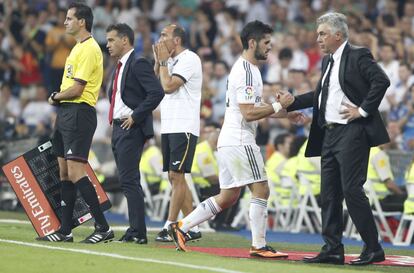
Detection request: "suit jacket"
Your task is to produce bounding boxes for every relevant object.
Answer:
[287,43,390,157]
[108,51,164,139]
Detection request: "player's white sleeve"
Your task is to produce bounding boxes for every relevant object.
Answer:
[236,62,256,104]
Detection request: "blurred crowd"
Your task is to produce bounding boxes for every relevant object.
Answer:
[0,0,414,155]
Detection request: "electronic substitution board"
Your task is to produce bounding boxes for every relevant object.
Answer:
[1,141,111,236]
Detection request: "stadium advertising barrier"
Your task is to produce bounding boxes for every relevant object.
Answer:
[1,141,111,237]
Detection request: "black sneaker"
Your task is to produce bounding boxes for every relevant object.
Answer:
[118,234,148,244]
[36,231,73,242]
[155,229,173,242]
[185,230,202,242]
[81,228,114,244]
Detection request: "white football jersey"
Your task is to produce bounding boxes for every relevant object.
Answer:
[217,57,263,147]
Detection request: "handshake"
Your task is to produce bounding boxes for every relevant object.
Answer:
[271,91,304,124]
[275,90,295,109]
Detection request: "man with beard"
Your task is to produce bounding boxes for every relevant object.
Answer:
[168,20,302,257]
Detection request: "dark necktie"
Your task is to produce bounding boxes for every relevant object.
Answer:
[318,55,334,128]
[108,61,122,125]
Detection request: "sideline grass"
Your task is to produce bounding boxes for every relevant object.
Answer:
[0,211,413,273]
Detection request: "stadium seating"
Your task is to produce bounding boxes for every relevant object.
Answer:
[291,172,321,234]
[268,175,299,231]
[394,214,414,246]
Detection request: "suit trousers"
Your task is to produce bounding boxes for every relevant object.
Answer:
[320,122,380,253]
[112,123,147,238]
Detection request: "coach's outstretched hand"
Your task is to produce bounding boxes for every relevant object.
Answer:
[277,90,294,108]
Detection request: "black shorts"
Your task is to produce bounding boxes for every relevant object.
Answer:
[161,133,197,173]
[52,102,97,162]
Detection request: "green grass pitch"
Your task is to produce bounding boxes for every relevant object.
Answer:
[1,211,413,273]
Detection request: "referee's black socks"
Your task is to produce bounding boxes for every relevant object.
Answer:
[60,180,76,235]
[76,176,110,231]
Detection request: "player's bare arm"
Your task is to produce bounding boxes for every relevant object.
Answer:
[239,103,275,122]
[240,91,294,122]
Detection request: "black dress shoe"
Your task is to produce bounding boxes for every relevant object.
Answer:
[350,249,385,265]
[303,253,345,265]
[119,234,148,244]
[135,238,148,244]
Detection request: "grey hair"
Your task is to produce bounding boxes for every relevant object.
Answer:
[316,12,349,40]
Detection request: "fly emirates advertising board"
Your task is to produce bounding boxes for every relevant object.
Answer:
[2,141,111,237]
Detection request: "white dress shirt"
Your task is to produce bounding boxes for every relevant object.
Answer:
[319,41,368,124]
[113,48,134,119]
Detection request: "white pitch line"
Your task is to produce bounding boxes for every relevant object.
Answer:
[0,239,247,273]
[0,219,29,224]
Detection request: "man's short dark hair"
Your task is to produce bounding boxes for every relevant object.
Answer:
[273,133,290,149]
[68,2,94,32]
[400,62,412,72]
[106,23,135,45]
[380,43,395,51]
[171,25,187,46]
[278,47,293,60]
[381,14,396,27]
[289,136,307,157]
[240,20,273,50]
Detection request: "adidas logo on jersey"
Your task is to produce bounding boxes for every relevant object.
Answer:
[67,149,73,155]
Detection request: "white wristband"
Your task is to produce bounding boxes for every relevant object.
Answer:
[272,102,282,113]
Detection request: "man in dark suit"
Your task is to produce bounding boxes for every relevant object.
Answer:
[286,12,390,265]
[106,23,164,244]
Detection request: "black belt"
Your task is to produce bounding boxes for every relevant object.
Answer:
[113,118,126,126]
[323,123,344,130]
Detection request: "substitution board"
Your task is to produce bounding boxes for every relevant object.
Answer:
[1,141,111,237]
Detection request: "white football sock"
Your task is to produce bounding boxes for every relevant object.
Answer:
[162,220,172,230]
[190,226,200,233]
[180,197,222,233]
[249,197,268,249]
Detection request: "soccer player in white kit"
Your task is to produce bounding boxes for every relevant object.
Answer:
[168,20,302,257]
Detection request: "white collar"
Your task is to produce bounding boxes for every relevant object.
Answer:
[332,40,348,62]
[172,48,188,61]
[119,48,134,65]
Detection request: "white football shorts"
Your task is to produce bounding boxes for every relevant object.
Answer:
[217,144,267,189]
